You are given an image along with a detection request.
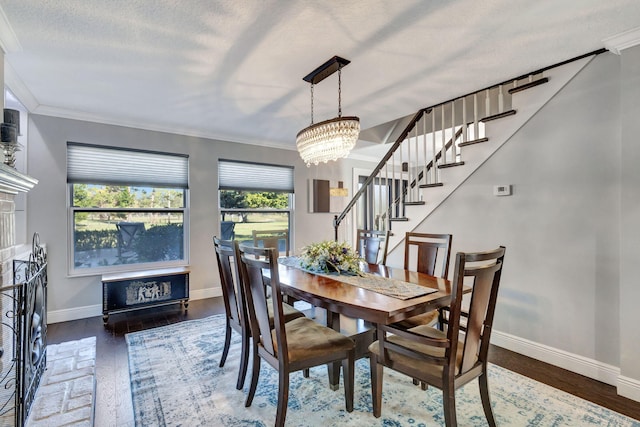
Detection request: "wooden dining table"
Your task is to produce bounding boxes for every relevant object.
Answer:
[276,261,457,390]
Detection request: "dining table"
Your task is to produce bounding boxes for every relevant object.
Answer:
[275,260,460,390]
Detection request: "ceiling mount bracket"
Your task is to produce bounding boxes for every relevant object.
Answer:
[302,56,351,84]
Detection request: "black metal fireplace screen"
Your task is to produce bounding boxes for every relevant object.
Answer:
[0,233,47,427]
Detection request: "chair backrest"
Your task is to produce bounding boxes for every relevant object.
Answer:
[447,246,506,374]
[237,244,288,365]
[356,229,390,265]
[252,229,290,257]
[116,222,145,249]
[404,232,452,278]
[213,237,245,330]
[220,221,236,240]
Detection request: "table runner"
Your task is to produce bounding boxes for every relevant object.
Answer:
[279,257,436,300]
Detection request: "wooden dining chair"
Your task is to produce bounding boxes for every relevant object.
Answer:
[394,232,453,329]
[252,229,289,257]
[355,229,390,265]
[116,221,145,260]
[213,237,304,390]
[237,244,355,427]
[369,246,506,426]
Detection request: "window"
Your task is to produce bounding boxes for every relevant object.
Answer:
[218,160,294,252]
[68,142,189,274]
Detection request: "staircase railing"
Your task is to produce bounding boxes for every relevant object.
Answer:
[333,108,427,240]
[332,79,520,240]
[333,49,608,241]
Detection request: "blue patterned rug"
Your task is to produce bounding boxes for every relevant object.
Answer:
[126,315,639,426]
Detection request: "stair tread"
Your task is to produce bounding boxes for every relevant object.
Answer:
[419,182,444,188]
[389,217,409,222]
[459,137,489,147]
[404,201,426,206]
[438,161,465,169]
[480,109,516,123]
[508,77,549,94]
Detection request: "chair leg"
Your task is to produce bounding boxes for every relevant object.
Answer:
[442,381,457,427]
[369,355,383,418]
[303,368,310,378]
[412,378,428,389]
[245,349,261,407]
[479,370,497,427]
[219,322,232,367]
[236,330,250,390]
[275,370,290,427]
[342,352,354,412]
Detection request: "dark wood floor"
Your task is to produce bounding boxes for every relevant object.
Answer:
[47,298,640,426]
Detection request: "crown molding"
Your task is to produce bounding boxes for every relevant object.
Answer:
[0,5,21,53]
[4,61,39,111]
[31,104,297,151]
[603,27,640,55]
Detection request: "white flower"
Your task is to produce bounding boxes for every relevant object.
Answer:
[299,240,362,275]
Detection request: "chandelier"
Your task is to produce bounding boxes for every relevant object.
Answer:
[296,56,360,167]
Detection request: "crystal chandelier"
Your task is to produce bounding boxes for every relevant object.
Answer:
[296,56,360,167]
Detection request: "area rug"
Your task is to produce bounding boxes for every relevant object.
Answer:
[126,316,639,427]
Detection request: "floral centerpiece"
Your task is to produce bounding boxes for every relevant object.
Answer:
[299,240,363,275]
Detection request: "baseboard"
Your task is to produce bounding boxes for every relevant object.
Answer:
[618,375,640,402]
[47,287,223,324]
[47,304,104,324]
[492,330,640,403]
[491,330,620,386]
[189,287,222,300]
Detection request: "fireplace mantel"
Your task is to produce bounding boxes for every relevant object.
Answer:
[0,163,37,194]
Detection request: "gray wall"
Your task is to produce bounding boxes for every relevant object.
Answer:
[620,44,640,384]
[402,51,631,377]
[26,116,372,317]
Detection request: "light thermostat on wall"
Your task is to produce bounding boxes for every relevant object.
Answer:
[493,185,512,196]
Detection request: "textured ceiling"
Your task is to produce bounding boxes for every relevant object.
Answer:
[1,0,640,157]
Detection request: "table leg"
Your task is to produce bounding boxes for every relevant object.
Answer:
[326,310,341,391]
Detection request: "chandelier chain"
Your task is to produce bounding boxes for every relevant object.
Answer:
[310,83,314,125]
[338,67,342,118]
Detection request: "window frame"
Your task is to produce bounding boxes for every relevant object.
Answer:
[67,144,190,276]
[217,160,295,249]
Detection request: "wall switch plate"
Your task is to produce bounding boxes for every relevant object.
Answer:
[493,185,512,196]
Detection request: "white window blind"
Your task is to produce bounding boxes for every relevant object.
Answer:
[218,159,294,192]
[67,142,189,188]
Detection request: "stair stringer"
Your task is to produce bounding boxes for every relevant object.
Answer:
[384,55,596,265]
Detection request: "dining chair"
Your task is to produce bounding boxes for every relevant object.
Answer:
[369,246,506,426]
[213,237,304,390]
[116,221,145,260]
[252,229,289,257]
[237,244,355,427]
[220,220,236,240]
[394,232,453,330]
[355,229,390,265]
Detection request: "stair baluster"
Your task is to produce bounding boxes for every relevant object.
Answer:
[431,110,437,184]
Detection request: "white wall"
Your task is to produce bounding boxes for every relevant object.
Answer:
[25,115,374,320]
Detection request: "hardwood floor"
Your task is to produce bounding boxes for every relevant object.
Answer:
[47,298,640,426]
